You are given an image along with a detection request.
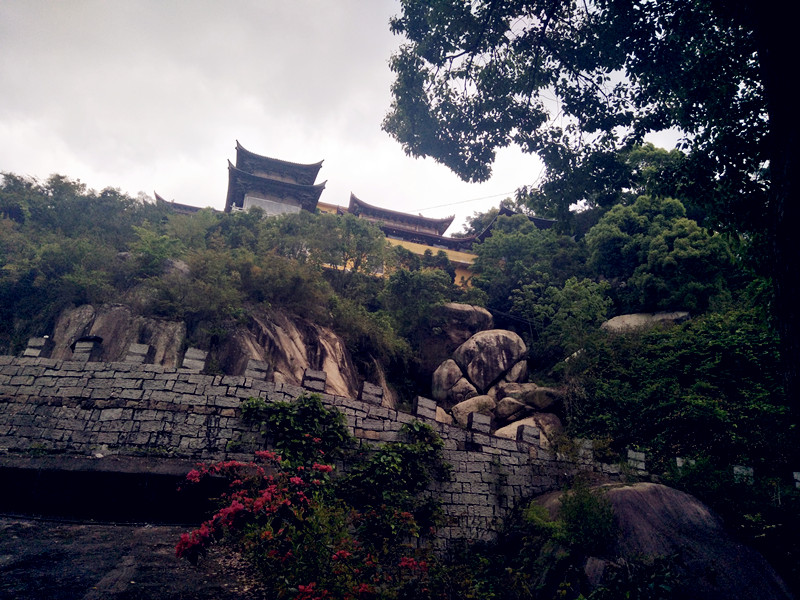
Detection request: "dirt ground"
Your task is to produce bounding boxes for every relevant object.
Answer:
[0,515,267,600]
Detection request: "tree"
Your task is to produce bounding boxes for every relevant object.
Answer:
[510,276,612,367]
[470,214,585,313]
[315,213,391,296]
[585,196,733,312]
[379,268,455,345]
[384,0,800,425]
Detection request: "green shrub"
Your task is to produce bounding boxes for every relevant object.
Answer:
[241,393,354,466]
[179,395,451,599]
[558,479,616,556]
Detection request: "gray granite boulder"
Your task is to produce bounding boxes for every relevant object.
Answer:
[453,329,527,393]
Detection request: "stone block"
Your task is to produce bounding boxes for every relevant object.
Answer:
[516,425,540,445]
[303,379,326,392]
[794,472,800,489]
[468,411,491,432]
[124,343,151,364]
[414,396,437,420]
[245,359,270,380]
[180,348,207,372]
[302,369,327,385]
[27,337,53,354]
[72,338,103,362]
[360,381,383,398]
[627,449,646,472]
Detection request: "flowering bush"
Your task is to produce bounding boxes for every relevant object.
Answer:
[178,395,448,599]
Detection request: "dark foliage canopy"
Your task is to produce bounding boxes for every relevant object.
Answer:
[384,0,800,423]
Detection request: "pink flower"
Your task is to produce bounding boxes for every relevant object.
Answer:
[355,582,373,594]
[255,450,281,462]
[312,463,333,473]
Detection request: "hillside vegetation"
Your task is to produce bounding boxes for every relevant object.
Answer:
[1,167,798,595]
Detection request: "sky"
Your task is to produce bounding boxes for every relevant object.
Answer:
[0,0,550,235]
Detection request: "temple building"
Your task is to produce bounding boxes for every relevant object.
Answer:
[219,142,554,286]
[344,194,476,284]
[321,194,557,286]
[224,141,326,215]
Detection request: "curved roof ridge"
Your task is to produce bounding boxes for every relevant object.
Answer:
[349,193,455,235]
[227,161,327,191]
[235,140,324,170]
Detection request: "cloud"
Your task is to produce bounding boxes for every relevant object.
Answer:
[0,0,544,232]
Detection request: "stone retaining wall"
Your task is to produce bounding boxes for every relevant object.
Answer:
[0,355,625,543]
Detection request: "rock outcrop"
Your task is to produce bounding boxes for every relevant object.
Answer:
[452,329,527,393]
[47,304,363,399]
[219,310,360,399]
[436,303,494,347]
[537,483,793,600]
[431,327,567,435]
[432,359,478,405]
[50,304,185,367]
[601,311,690,332]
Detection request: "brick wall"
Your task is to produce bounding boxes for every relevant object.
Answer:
[0,355,626,543]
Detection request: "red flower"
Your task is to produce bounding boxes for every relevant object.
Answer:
[255,450,281,462]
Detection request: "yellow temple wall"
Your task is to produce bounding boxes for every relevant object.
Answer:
[386,238,475,287]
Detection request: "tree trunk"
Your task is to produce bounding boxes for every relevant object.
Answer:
[750,1,800,439]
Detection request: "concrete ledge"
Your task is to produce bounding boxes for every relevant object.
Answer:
[0,454,200,476]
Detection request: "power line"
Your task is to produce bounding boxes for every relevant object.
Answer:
[410,190,516,213]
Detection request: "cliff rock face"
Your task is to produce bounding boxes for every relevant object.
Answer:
[219,310,360,399]
[50,304,185,367]
[48,305,362,398]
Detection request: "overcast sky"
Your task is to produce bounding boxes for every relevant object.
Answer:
[0,0,554,234]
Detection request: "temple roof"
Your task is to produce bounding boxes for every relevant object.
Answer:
[496,205,556,230]
[154,192,203,215]
[348,193,455,236]
[469,205,557,242]
[225,162,326,213]
[235,141,323,186]
[380,224,477,252]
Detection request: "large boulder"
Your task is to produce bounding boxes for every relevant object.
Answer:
[432,359,478,407]
[432,359,464,401]
[503,359,528,383]
[494,413,563,444]
[537,483,793,600]
[495,397,532,424]
[601,311,690,332]
[451,395,496,427]
[492,381,565,413]
[436,302,494,346]
[453,329,527,393]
